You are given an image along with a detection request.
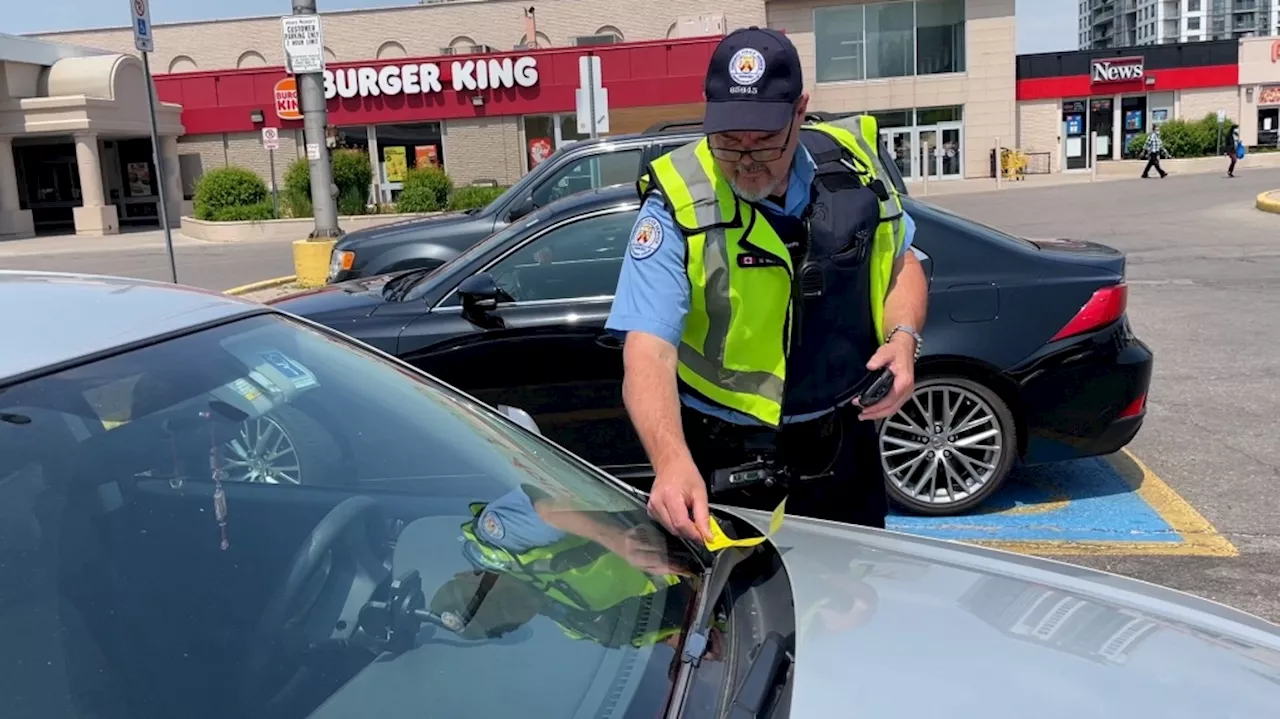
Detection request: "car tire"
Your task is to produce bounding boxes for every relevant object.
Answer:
[878,376,1017,516]
[221,405,350,486]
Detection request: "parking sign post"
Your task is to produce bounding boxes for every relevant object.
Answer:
[129,0,178,284]
[284,1,342,241]
[263,128,281,218]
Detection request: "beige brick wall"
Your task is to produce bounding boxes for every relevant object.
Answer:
[765,0,1016,179]
[443,117,524,186]
[1016,100,1061,172]
[178,129,304,191]
[1178,87,1242,127]
[29,0,767,72]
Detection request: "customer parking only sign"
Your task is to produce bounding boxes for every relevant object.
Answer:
[281,15,325,75]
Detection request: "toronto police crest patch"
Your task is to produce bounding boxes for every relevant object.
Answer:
[728,48,766,86]
[630,217,664,260]
[480,510,505,541]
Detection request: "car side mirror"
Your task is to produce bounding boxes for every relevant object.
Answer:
[496,405,543,436]
[507,194,535,222]
[458,272,500,312]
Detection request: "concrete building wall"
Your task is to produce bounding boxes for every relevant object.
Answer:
[442,117,524,186]
[765,0,1017,179]
[1016,99,1061,171]
[28,0,767,72]
[1179,86,1240,126]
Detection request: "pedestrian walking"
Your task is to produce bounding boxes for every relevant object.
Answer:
[1142,125,1167,179]
[1227,126,1242,178]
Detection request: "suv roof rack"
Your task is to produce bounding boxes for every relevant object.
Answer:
[643,119,704,134]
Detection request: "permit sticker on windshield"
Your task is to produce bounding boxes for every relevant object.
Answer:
[705,498,786,552]
[260,351,318,390]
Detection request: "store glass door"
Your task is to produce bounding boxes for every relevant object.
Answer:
[882,129,916,181]
[917,123,963,180]
[1062,99,1089,171]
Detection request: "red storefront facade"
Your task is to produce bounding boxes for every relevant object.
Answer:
[154,36,720,198]
[1015,40,1240,173]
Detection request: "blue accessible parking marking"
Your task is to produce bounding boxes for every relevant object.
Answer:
[883,451,1237,557]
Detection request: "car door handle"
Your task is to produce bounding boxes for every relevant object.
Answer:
[595,333,623,350]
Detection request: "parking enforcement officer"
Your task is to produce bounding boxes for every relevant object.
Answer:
[605,27,929,542]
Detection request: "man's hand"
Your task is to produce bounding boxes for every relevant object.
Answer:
[647,458,712,544]
[854,333,916,421]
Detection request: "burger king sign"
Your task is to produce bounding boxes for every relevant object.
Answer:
[274,77,302,121]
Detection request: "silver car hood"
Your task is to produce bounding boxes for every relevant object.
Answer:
[720,506,1280,718]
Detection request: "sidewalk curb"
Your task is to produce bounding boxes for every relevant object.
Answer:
[224,275,297,296]
[1257,190,1280,215]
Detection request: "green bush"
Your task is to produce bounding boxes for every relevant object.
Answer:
[193,167,269,221]
[1126,114,1238,158]
[332,148,373,212]
[210,201,276,222]
[283,149,374,217]
[448,185,507,211]
[283,157,313,218]
[396,166,453,213]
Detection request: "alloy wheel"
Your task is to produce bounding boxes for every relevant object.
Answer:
[219,415,303,485]
[879,381,1006,510]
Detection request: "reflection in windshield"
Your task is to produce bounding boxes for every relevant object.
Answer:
[0,314,713,719]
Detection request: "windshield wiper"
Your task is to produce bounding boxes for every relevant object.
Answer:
[664,544,753,719]
[382,267,436,301]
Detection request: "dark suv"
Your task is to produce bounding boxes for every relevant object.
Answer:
[326,122,705,283]
[326,113,908,284]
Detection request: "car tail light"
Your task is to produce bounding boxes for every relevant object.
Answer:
[1118,393,1146,418]
[1050,283,1128,342]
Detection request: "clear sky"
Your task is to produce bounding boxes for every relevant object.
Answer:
[10,0,1078,54]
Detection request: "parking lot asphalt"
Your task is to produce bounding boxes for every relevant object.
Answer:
[921,166,1280,625]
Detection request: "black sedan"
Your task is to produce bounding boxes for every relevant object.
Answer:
[272,185,1154,516]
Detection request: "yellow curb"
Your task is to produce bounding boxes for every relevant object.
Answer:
[224,275,298,296]
[1257,190,1280,214]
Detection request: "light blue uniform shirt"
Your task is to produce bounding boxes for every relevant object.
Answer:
[605,145,917,426]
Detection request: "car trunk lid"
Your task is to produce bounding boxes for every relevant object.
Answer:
[1025,237,1126,277]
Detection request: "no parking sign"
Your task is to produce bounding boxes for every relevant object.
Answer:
[130,0,154,52]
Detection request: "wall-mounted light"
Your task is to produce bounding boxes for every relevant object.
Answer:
[249,109,265,123]
[1144,77,1155,86]
[1246,86,1255,102]
[471,95,485,106]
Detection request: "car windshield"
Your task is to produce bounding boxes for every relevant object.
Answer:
[0,313,706,719]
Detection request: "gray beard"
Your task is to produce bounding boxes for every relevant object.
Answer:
[730,174,784,203]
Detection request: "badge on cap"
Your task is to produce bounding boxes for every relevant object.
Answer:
[729,48,766,86]
[480,510,505,541]
[630,217,664,260]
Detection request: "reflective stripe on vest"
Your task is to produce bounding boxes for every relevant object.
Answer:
[642,116,903,427]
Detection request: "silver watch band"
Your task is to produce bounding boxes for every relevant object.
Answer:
[888,324,923,359]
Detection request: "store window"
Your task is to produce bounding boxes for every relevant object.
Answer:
[1121,96,1148,159]
[815,0,965,83]
[522,114,589,171]
[866,2,915,79]
[374,122,443,201]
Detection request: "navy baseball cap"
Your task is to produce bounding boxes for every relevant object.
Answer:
[703,26,803,135]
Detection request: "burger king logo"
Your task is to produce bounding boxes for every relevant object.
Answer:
[274,77,302,121]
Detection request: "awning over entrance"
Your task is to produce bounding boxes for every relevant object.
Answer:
[1,38,185,239]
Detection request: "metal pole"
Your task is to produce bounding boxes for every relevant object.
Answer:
[587,54,599,139]
[141,51,178,284]
[269,148,279,217]
[1090,131,1098,182]
[995,136,1002,190]
[921,141,930,196]
[292,0,341,239]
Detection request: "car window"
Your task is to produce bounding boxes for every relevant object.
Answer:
[0,313,705,719]
[530,150,642,207]
[441,209,638,307]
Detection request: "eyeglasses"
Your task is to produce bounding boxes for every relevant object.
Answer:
[708,115,797,163]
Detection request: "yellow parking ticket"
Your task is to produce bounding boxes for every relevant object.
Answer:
[705,498,787,552]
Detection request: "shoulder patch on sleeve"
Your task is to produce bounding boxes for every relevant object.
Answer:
[629,216,664,260]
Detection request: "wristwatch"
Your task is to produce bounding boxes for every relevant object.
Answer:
[888,324,923,360]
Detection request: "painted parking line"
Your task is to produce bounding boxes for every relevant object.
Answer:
[885,449,1238,558]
